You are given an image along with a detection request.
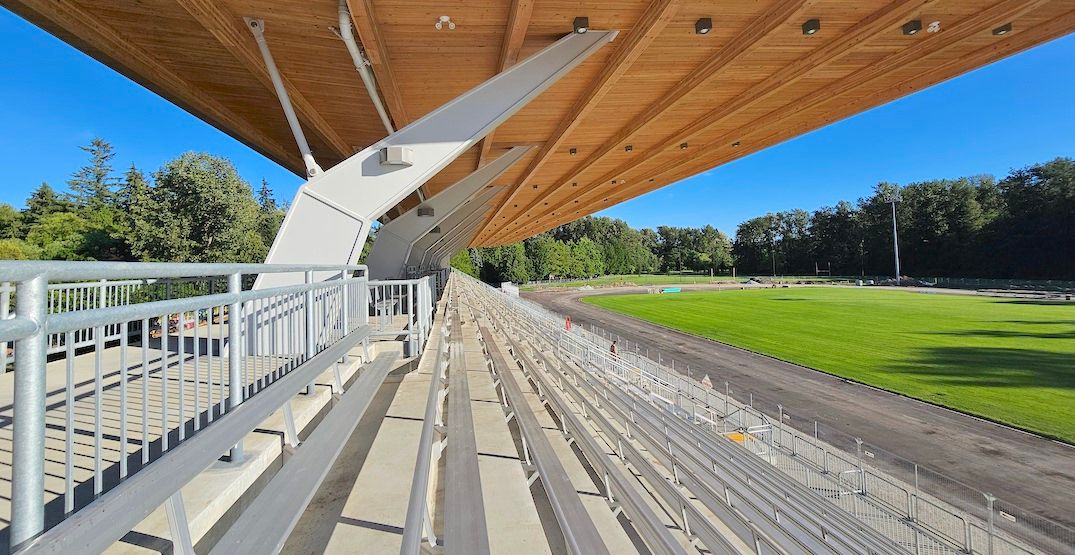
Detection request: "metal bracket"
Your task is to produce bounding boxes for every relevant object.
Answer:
[164,491,196,555]
[283,401,301,448]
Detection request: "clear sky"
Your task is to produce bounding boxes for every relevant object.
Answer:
[1,7,1072,237]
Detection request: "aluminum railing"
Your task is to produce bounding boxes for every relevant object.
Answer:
[368,276,435,355]
[458,270,1055,555]
[0,260,403,551]
[400,283,451,555]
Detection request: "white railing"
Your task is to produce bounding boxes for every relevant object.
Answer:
[368,276,435,355]
[0,260,444,552]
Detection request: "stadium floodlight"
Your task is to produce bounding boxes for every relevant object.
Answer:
[883,189,902,284]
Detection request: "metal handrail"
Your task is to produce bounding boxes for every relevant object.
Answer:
[0,261,401,551]
[0,260,367,281]
[400,289,451,555]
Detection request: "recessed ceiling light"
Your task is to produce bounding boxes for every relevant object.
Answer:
[802,19,820,35]
[992,23,1012,35]
[732,141,741,147]
[569,147,577,156]
[927,21,941,33]
[902,20,922,35]
[695,18,712,35]
[532,184,538,189]
[624,144,633,152]
[571,182,577,186]
[680,142,688,150]
[573,16,589,34]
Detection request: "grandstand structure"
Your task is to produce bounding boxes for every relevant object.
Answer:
[2,1,1075,554]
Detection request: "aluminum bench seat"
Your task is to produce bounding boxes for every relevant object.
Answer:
[209,351,400,555]
[478,325,611,555]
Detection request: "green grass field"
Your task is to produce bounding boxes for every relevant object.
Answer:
[521,274,838,291]
[582,288,1075,443]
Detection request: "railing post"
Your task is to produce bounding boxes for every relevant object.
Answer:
[10,274,48,548]
[227,272,244,463]
[1,281,11,373]
[304,270,315,394]
[341,268,350,336]
[985,492,996,555]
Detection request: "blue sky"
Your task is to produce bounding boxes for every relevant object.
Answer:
[1,7,1073,236]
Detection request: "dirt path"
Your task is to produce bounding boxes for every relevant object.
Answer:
[524,285,1075,538]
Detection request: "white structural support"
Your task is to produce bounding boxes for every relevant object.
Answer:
[257,30,616,289]
[412,187,502,270]
[366,146,531,279]
[244,17,323,179]
[424,205,492,270]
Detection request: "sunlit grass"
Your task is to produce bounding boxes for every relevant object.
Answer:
[584,288,1075,443]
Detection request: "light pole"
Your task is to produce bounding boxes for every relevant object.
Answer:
[884,190,902,284]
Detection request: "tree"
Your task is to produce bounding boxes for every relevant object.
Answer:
[0,238,40,260]
[256,179,285,248]
[0,204,21,239]
[573,237,605,277]
[26,212,92,260]
[67,138,119,210]
[22,183,73,229]
[132,152,267,263]
[449,249,478,277]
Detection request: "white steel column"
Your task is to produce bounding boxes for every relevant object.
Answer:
[411,187,502,270]
[257,30,615,289]
[366,146,531,279]
[420,197,500,271]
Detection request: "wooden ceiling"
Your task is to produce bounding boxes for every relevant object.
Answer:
[8,0,1075,245]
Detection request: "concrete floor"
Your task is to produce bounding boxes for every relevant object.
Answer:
[525,285,1075,534]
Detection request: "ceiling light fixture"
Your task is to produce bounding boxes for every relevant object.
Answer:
[569,147,577,156]
[902,20,921,35]
[680,142,688,150]
[732,141,741,147]
[434,15,455,30]
[624,144,633,152]
[927,20,941,33]
[695,18,712,35]
[802,19,820,35]
[573,17,589,34]
[992,23,1012,35]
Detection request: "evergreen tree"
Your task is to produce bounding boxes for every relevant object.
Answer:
[22,183,72,229]
[67,138,118,210]
[256,179,285,248]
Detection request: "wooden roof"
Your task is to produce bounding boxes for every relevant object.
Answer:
[9,0,1075,246]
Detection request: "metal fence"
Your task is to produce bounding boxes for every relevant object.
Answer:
[0,260,444,552]
[476,272,1072,555]
[368,277,435,355]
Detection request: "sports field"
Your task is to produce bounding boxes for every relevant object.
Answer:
[582,287,1075,443]
[521,274,835,291]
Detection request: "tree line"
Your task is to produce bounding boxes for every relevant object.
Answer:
[0,138,286,263]
[3,141,1069,283]
[457,157,1075,283]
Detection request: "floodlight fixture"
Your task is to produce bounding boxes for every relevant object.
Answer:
[573,17,589,34]
[902,20,922,35]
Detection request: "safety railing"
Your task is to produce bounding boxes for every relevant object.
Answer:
[0,260,385,552]
[459,270,1063,555]
[400,284,451,555]
[368,276,435,355]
